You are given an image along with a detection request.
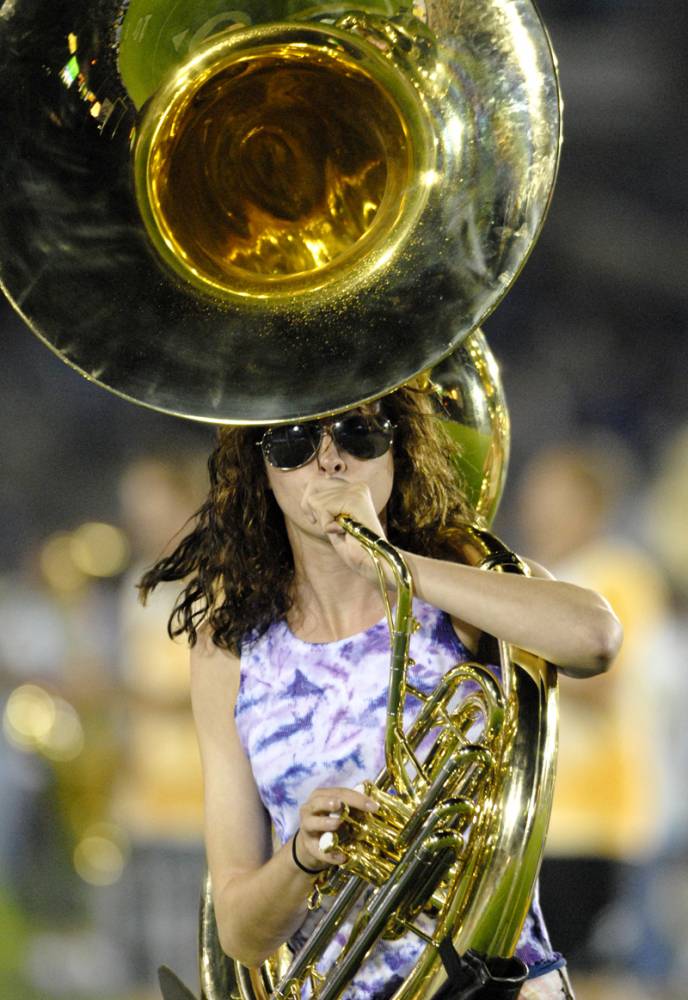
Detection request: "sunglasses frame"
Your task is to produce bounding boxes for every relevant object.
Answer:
[258,412,395,470]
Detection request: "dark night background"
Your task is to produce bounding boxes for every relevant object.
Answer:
[1,2,686,999]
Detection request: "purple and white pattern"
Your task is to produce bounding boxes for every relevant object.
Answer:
[236,599,561,998]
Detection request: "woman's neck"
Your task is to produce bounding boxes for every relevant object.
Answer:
[287,529,387,643]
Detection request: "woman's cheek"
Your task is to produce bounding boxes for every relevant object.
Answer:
[371,459,394,515]
[270,471,316,529]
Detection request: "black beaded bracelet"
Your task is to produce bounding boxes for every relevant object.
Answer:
[291,828,325,876]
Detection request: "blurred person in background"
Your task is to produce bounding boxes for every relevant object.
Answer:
[0,550,73,900]
[0,548,78,999]
[0,541,119,998]
[105,454,208,999]
[516,437,671,1000]
[644,426,688,993]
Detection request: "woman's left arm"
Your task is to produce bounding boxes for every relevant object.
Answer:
[402,550,623,678]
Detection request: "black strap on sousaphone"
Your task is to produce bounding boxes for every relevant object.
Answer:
[431,937,528,1000]
[158,940,528,1000]
[158,938,528,1000]
[158,965,198,1000]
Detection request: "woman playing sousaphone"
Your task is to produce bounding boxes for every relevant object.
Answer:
[141,387,622,999]
[0,0,603,994]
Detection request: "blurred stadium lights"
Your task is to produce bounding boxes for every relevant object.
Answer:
[73,822,130,887]
[70,521,130,578]
[39,522,130,595]
[3,683,84,762]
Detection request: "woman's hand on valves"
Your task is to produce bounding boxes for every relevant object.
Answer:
[294,785,379,872]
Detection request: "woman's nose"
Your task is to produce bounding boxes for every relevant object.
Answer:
[317,431,346,474]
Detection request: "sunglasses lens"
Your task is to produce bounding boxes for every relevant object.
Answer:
[264,425,319,468]
[334,414,393,460]
[262,413,392,468]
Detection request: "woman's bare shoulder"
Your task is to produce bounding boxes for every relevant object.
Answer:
[189,624,242,725]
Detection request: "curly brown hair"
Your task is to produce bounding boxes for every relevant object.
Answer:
[139,387,474,654]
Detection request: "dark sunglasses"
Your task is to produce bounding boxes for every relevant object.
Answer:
[258,412,394,470]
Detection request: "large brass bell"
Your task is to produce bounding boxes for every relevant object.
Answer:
[0,0,560,426]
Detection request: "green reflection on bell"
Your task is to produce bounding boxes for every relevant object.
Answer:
[423,330,510,527]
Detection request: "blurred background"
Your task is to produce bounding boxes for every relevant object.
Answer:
[1,1,686,998]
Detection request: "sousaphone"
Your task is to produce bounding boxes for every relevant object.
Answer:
[0,1,562,997]
[0,0,560,427]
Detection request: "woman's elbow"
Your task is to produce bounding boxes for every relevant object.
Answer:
[555,603,622,678]
[229,949,268,970]
[596,606,623,670]
[217,923,267,969]
[575,608,623,677]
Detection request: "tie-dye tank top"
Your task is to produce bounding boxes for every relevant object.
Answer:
[236,598,562,998]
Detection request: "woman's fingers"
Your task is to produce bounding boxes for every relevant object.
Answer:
[294,828,345,869]
[298,481,388,580]
[297,786,379,867]
[300,812,342,835]
[301,480,377,534]
[307,786,379,816]
[300,486,345,533]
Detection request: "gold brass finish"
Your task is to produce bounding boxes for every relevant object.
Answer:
[421,330,511,528]
[135,26,432,306]
[0,0,561,424]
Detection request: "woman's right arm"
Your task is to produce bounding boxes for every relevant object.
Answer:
[190,630,376,968]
